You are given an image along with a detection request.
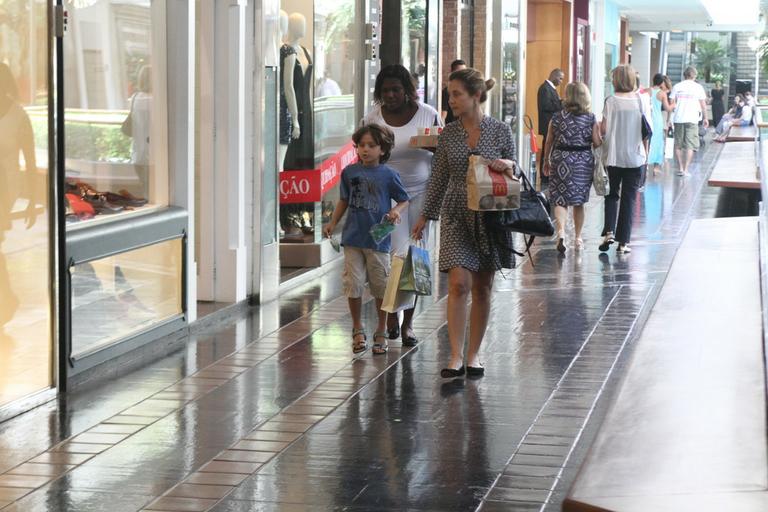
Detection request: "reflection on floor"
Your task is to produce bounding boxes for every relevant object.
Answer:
[0,142,727,511]
[280,266,313,283]
[197,301,234,319]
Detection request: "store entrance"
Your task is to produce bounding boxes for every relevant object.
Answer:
[278,0,379,284]
[0,1,54,413]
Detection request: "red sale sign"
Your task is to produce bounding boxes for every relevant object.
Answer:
[279,170,321,203]
[280,141,357,204]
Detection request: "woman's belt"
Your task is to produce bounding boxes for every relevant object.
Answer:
[555,145,592,151]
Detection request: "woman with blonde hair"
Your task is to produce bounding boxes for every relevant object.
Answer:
[542,81,602,253]
[599,64,650,254]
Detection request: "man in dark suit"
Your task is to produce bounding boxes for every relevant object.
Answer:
[537,68,564,182]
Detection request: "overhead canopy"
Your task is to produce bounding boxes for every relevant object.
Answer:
[618,0,763,32]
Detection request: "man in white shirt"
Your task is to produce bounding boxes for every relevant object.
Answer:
[670,66,708,176]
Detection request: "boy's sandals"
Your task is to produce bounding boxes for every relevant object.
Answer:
[352,328,367,353]
[372,332,389,355]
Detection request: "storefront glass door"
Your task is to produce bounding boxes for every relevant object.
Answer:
[278,0,376,280]
[0,0,54,409]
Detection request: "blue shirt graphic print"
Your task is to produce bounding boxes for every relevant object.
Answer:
[339,163,409,252]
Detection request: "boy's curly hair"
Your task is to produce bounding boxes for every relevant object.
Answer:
[352,123,395,163]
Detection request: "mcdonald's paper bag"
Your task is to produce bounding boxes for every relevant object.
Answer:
[466,155,521,211]
[381,256,417,313]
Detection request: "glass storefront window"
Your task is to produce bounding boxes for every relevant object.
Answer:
[71,238,183,357]
[63,0,168,229]
[279,0,356,247]
[402,1,426,101]
[0,0,53,407]
[501,1,519,134]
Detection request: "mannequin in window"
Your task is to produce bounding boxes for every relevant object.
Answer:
[279,9,298,171]
[282,12,314,171]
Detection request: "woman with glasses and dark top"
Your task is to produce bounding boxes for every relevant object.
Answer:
[599,64,649,255]
[412,68,516,378]
[362,64,442,347]
[542,81,602,254]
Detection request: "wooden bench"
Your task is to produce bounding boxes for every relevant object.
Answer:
[564,217,766,511]
[708,141,760,190]
[726,124,758,141]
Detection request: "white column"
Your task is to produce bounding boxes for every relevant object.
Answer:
[630,31,652,87]
[166,0,196,320]
[213,0,249,303]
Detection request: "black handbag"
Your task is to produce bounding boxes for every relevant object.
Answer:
[485,170,554,237]
[484,170,555,266]
[637,95,652,141]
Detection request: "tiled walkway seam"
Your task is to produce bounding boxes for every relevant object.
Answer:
[478,284,656,511]
[0,296,359,510]
[141,297,451,511]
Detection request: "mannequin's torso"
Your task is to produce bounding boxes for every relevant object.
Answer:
[289,41,309,74]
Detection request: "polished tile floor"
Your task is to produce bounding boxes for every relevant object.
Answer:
[0,143,727,511]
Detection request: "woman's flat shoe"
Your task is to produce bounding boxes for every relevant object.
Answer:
[402,327,418,347]
[556,238,566,254]
[440,366,465,378]
[466,366,485,377]
[387,326,400,340]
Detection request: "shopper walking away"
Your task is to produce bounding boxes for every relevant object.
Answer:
[542,82,602,254]
[648,73,676,175]
[670,66,708,177]
[441,59,467,124]
[363,64,442,347]
[324,124,409,355]
[412,68,517,378]
[598,64,650,255]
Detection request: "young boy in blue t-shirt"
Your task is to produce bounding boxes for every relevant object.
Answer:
[324,124,409,355]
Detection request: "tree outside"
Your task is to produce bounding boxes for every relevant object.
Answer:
[692,38,727,82]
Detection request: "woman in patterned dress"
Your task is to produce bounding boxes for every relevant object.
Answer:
[542,82,602,253]
[412,68,517,378]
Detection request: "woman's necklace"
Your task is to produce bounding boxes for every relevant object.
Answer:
[460,117,482,149]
